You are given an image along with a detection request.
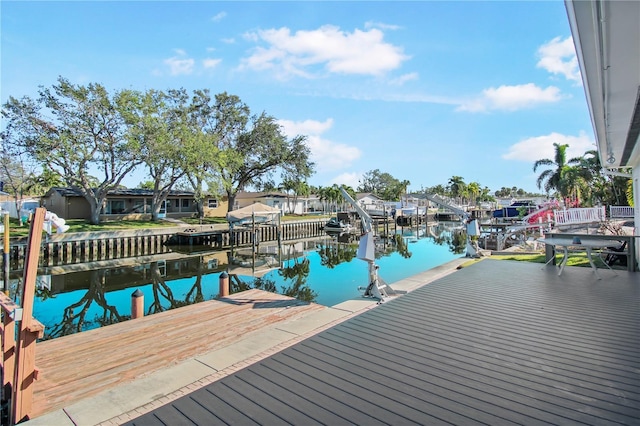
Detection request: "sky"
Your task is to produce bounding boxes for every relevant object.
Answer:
[1,0,596,195]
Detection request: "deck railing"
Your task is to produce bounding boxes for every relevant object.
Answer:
[554,206,606,226]
[609,206,635,218]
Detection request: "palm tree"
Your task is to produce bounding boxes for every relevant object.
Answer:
[565,150,600,206]
[317,186,331,213]
[467,182,481,206]
[533,143,571,200]
[447,176,466,204]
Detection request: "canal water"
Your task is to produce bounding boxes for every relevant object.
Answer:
[28,223,466,340]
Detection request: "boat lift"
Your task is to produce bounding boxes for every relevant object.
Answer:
[339,188,392,303]
[423,194,480,258]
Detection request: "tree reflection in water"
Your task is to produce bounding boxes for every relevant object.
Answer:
[429,223,467,254]
[231,244,318,303]
[388,234,412,259]
[41,259,213,341]
[148,261,205,314]
[42,269,125,340]
[277,245,317,302]
[316,239,357,268]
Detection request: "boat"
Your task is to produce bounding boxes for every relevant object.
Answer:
[323,217,353,232]
[492,201,538,218]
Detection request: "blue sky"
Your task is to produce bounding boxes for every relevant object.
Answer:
[1,1,595,195]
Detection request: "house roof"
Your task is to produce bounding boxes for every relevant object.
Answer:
[235,191,288,200]
[45,187,195,197]
[356,192,383,201]
[566,0,640,169]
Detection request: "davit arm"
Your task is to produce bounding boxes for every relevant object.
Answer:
[339,188,388,302]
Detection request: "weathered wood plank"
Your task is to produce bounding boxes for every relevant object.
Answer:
[31,289,325,418]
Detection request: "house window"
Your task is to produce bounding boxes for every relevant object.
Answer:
[181,199,190,208]
[208,199,218,208]
[131,200,143,213]
[106,199,125,214]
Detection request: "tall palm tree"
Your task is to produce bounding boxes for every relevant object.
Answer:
[566,149,600,206]
[533,143,571,200]
[447,176,466,204]
[467,182,481,206]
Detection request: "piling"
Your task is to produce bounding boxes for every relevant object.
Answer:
[219,272,229,297]
[131,289,144,319]
[3,212,9,294]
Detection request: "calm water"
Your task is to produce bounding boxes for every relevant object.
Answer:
[31,224,465,340]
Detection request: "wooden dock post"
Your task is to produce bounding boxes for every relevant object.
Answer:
[3,212,9,294]
[12,207,46,424]
[219,272,229,297]
[131,289,144,319]
[1,291,18,422]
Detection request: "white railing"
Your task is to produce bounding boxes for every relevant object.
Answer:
[609,206,635,218]
[553,206,606,226]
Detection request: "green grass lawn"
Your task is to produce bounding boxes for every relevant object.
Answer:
[490,252,621,269]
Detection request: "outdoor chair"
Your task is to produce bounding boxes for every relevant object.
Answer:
[604,241,627,267]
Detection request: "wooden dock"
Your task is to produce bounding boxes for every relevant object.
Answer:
[30,289,326,419]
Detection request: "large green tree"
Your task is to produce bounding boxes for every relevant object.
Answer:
[119,88,216,220]
[0,128,40,223]
[2,77,144,224]
[178,92,313,213]
[358,169,408,201]
[215,98,313,212]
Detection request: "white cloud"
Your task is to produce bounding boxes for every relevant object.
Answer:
[211,12,227,23]
[203,58,222,69]
[278,118,361,171]
[364,21,401,31]
[164,50,195,75]
[457,83,563,112]
[241,25,409,79]
[278,118,334,136]
[537,36,581,82]
[502,131,595,162]
[307,135,362,171]
[329,172,362,189]
[389,72,418,86]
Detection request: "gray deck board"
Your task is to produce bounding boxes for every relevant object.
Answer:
[126,259,640,426]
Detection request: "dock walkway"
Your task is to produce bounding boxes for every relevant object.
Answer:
[30,289,326,420]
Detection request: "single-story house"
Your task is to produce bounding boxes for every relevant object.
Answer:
[356,192,384,208]
[41,187,228,221]
[233,191,323,215]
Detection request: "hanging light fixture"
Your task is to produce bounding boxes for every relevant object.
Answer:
[607,153,616,164]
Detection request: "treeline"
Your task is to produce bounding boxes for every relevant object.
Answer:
[1,77,313,224]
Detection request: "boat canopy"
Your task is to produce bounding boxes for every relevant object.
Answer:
[226,202,281,225]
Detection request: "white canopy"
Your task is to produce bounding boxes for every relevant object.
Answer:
[226,202,281,225]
